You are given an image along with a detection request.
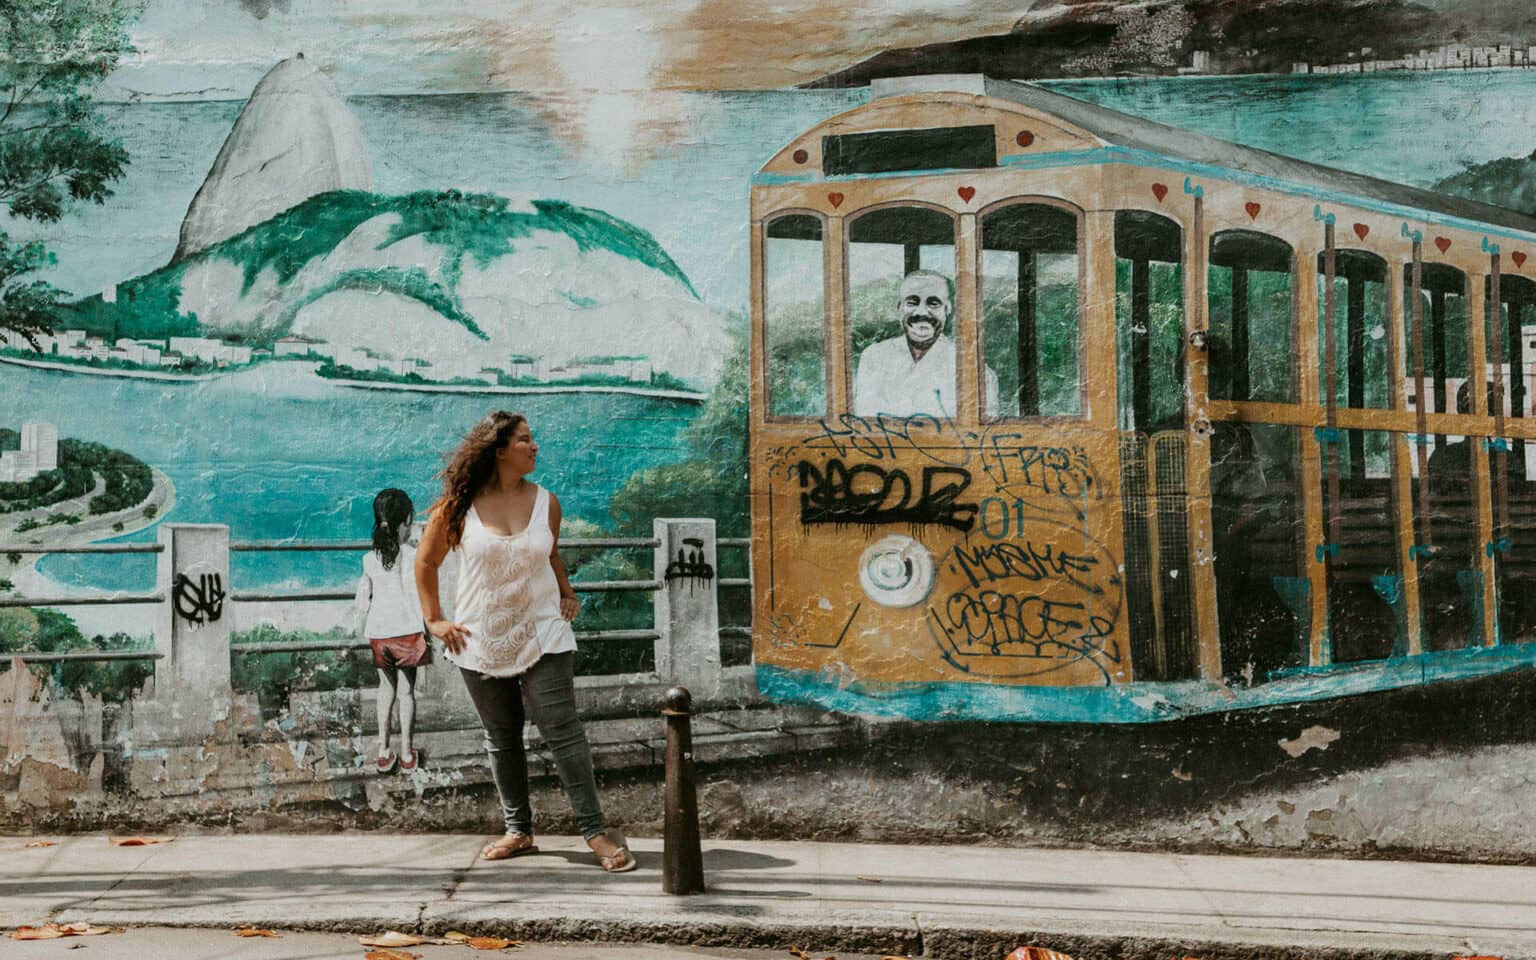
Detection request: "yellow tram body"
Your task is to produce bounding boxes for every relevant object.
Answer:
[748,76,1536,721]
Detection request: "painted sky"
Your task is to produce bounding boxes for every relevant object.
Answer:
[103,0,1031,101]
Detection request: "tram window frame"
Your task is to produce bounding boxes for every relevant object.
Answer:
[1207,229,1299,406]
[1113,209,1185,433]
[976,197,1088,423]
[1400,262,1468,420]
[1316,249,1391,412]
[843,201,963,422]
[761,210,832,422]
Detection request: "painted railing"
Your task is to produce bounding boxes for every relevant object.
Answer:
[0,519,757,727]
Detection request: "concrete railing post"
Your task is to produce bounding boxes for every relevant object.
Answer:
[652,518,721,698]
[154,523,232,701]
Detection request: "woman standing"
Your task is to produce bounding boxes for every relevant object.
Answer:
[414,411,636,872]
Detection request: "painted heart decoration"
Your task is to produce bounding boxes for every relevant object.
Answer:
[827,192,844,209]
[958,186,976,203]
[1152,183,1168,202]
[1353,223,1370,240]
[1515,251,1528,268]
[1435,236,1451,254]
[1245,202,1261,220]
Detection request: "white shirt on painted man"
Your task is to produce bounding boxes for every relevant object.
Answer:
[852,335,1000,419]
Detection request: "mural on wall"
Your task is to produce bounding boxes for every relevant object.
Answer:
[11,0,1536,847]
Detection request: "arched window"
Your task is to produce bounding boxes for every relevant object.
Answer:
[1318,249,1390,479]
[763,213,826,418]
[1488,273,1536,643]
[1209,231,1295,403]
[1115,211,1183,432]
[979,202,1081,419]
[846,206,959,419]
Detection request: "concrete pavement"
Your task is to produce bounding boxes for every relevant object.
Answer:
[3,833,1534,960]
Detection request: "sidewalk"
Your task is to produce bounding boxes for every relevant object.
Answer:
[4,834,1534,960]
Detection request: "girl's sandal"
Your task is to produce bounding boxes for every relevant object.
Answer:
[376,751,397,774]
[598,846,638,873]
[480,833,538,861]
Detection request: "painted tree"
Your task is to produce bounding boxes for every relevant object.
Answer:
[0,0,136,349]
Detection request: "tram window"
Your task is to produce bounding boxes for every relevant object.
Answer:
[847,206,959,419]
[980,203,1081,419]
[1481,275,1536,642]
[1208,231,1296,404]
[1317,250,1389,411]
[1115,211,1184,432]
[763,214,827,418]
[1325,428,1406,663]
[1401,263,1467,429]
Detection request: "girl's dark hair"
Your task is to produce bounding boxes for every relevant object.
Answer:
[371,488,415,570]
[435,411,526,550]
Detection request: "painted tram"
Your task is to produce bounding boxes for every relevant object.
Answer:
[748,75,1536,722]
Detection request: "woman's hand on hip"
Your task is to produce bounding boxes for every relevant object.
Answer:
[559,593,579,622]
[427,618,471,654]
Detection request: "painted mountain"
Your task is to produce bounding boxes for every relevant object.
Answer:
[64,189,728,387]
[809,0,1534,84]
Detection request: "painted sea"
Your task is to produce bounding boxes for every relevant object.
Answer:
[10,69,1536,595]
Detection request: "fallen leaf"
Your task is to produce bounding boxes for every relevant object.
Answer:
[444,932,473,942]
[24,840,56,848]
[108,836,175,847]
[364,951,422,960]
[790,950,813,960]
[234,927,279,938]
[466,936,519,949]
[14,926,67,940]
[854,875,883,883]
[1005,948,1075,960]
[359,932,428,948]
[57,924,119,937]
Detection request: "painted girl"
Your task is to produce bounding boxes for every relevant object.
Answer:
[353,487,431,774]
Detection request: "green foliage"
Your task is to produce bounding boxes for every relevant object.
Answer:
[608,321,749,537]
[1435,156,1536,217]
[0,0,138,348]
[0,436,151,514]
[73,189,698,342]
[0,606,152,701]
[229,625,375,719]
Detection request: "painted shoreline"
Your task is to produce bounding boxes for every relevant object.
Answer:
[327,377,707,401]
[2,355,708,401]
[0,354,221,382]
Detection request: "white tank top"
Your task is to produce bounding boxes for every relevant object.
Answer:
[355,544,424,639]
[446,484,576,677]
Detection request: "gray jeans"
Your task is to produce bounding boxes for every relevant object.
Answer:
[459,652,606,840]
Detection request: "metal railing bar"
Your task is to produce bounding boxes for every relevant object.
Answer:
[0,593,163,608]
[562,538,662,549]
[576,629,661,642]
[717,626,753,638]
[230,590,356,603]
[717,538,752,548]
[8,650,163,663]
[717,578,752,588]
[231,541,370,552]
[0,543,163,555]
[233,641,372,655]
[572,580,662,592]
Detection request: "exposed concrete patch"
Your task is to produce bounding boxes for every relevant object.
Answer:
[1280,725,1342,758]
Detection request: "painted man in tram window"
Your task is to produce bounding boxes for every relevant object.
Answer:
[852,270,999,418]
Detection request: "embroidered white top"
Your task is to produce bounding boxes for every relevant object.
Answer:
[852,335,999,418]
[353,544,425,640]
[444,485,576,678]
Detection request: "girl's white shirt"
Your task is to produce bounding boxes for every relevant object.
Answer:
[444,484,576,678]
[354,543,426,639]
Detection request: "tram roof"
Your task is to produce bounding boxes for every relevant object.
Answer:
[862,75,1536,237]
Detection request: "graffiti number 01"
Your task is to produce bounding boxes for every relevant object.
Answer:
[978,497,1031,539]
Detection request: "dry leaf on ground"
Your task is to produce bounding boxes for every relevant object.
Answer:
[108,836,175,846]
[13,923,120,940]
[363,950,422,960]
[1005,948,1075,960]
[444,932,472,942]
[360,932,428,947]
[790,949,813,960]
[466,936,520,949]
[235,928,280,938]
[23,840,56,849]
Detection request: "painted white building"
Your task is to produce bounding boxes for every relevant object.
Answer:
[2,422,58,482]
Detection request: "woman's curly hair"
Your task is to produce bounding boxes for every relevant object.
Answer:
[435,410,525,550]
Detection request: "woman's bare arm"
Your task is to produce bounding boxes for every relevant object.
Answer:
[415,506,471,653]
[549,493,579,622]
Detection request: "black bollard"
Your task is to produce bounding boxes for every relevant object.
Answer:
[661,686,705,894]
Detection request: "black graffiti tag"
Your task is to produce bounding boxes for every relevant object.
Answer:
[927,591,1120,682]
[798,458,977,532]
[950,540,1104,597]
[173,572,225,626]
[663,537,715,587]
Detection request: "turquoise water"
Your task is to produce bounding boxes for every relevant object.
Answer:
[11,71,1536,593]
[9,363,695,590]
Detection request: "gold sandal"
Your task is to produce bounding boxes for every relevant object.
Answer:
[480,833,538,861]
